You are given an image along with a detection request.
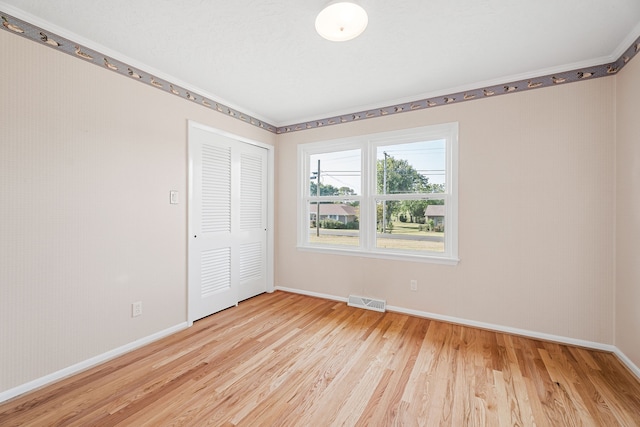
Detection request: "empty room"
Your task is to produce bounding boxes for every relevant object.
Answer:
[1,0,640,425]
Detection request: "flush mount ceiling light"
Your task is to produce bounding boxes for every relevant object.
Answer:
[315,2,368,42]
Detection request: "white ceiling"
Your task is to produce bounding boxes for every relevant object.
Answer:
[2,0,640,126]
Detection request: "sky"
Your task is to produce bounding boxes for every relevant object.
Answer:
[309,139,445,195]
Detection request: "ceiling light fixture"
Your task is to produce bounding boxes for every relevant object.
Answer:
[315,2,368,42]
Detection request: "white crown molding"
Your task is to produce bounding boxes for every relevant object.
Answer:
[0,1,277,127]
[277,52,624,128]
[3,1,640,132]
[612,19,640,61]
[273,53,616,127]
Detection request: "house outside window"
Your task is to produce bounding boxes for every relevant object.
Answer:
[298,123,458,264]
[425,204,445,231]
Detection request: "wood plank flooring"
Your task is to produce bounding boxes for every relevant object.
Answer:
[1,291,639,426]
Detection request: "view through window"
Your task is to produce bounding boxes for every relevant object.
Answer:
[375,139,446,253]
[298,123,458,263]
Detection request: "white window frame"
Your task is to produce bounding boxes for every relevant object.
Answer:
[297,122,459,264]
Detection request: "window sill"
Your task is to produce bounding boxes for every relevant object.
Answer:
[296,245,460,265]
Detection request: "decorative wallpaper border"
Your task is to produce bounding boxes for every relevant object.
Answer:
[2,11,639,135]
[277,37,640,134]
[0,12,278,133]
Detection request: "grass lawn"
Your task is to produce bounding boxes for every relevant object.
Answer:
[308,221,445,252]
[308,234,360,247]
[376,237,444,252]
[389,221,442,237]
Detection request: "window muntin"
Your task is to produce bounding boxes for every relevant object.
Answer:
[298,123,458,263]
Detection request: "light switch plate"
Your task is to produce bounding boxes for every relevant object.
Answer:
[170,190,179,204]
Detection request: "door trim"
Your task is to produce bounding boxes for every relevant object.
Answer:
[187,120,274,325]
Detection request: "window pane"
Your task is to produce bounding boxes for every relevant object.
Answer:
[309,149,361,196]
[377,140,445,195]
[376,199,445,253]
[308,201,360,247]
[298,122,457,262]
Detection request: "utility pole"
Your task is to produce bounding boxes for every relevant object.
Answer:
[316,159,321,237]
[382,152,388,233]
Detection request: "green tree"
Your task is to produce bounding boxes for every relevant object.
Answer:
[377,156,438,224]
[310,182,357,197]
[402,199,428,223]
[338,186,356,196]
[377,157,429,195]
[401,198,445,223]
[309,181,340,196]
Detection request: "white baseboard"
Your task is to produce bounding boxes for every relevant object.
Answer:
[276,286,348,303]
[4,289,639,405]
[0,322,190,404]
[386,304,616,352]
[613,346,640,379]
[275,286,640,380]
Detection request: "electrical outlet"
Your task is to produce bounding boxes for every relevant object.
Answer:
[132,301,142,317]
[410,280,418,291]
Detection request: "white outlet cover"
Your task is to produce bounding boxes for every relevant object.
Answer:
[132,301,142,317]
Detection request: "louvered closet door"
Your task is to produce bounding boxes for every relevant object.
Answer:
[237,145,268,301]
[188,124,268,322]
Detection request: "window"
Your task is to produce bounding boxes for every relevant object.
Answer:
[298,123,458,263]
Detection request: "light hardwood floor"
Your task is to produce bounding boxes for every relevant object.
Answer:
[1,291,639,426]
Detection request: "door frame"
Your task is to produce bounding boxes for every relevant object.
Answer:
[187,120,274,325]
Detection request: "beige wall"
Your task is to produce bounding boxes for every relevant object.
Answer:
[0,30,274,393]
[3,21,638,396]
[276,77,616,345]
[615,55,640,369]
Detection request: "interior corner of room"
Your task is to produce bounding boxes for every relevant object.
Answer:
[1,1,639,415]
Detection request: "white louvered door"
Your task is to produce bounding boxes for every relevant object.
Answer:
[237,148,268,301]
[188,124,268,322]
